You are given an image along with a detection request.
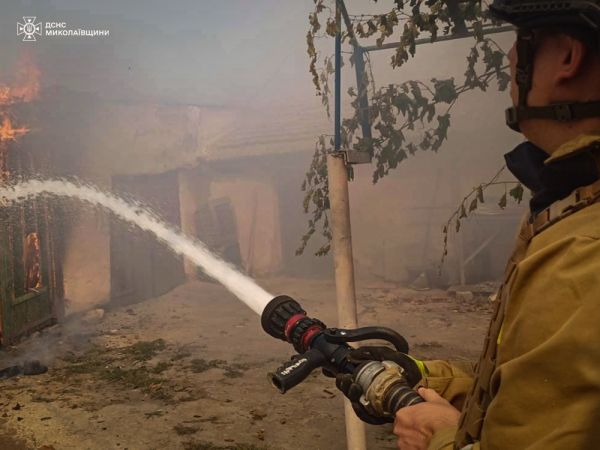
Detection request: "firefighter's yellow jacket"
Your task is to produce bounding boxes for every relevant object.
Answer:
[422,132,600,449]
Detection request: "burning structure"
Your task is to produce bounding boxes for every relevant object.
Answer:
[0,53,64,345]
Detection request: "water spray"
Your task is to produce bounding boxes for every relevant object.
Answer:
[0,178,272,314]
[0,178,423,423]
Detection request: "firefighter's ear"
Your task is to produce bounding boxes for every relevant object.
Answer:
[554,34,587,83]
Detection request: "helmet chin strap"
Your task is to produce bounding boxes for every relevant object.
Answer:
[505,28,600,132]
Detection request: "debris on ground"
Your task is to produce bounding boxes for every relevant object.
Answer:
[0,361,47,380]
[455,291,474,302]
[81,308,105,324]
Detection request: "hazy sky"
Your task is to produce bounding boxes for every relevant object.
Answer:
[1,1,518,117]
[2,0,316,107]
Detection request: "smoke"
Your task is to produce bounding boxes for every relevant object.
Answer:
[0,1,527,295]
[0,310,99,367]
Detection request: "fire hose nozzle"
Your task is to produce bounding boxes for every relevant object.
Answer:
[261,295,306,341]
[261,295,424,422]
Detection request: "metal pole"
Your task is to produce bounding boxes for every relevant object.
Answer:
[335,2,342,152]
[353,46,372,141]
[329,2,367,449]
[338,0,371,139]
[360,25,514,52]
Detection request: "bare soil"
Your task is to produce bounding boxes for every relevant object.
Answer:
[0,277,493,450]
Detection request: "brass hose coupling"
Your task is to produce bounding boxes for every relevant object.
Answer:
[355,360,423,418]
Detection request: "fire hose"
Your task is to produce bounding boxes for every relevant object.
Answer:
[261,295,424,421]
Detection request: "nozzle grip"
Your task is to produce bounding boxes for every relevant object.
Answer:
[269,348,327,393]
[323,326,409,353]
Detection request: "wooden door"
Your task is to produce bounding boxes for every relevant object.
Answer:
[0,200,64,345]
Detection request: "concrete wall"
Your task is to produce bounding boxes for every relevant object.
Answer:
[62,209,110,314]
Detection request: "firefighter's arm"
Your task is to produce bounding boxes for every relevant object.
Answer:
[368,359,476,450]
[420,359,475,409]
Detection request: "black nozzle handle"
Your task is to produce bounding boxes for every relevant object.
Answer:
[323,326,409,353]
[269,348,327,393]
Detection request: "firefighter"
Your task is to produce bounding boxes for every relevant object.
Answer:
[336,0,600,448]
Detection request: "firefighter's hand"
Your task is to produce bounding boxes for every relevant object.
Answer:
[335,372,392,425]
[393,388,460,450]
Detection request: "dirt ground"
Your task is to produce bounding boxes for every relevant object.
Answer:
[0,277,494,450]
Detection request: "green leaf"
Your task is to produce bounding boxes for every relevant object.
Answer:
[409,81,426,106]
[388,10,399,27]
[498,193,507,209]
[309,12,320,34]
[472,21,484,42]
[392,93,412,116]
[367,20,378,34]
[356,23,365,38]
[469,198,478,213]
[326,19,337,37]
[433,78,457,104]
[426,104,436,122]
[435,114,451,142]
[315,244,330,257]
[325,57,334,74]
[509,183,525,203]
[497,72,511,91]
[379,14,388,33]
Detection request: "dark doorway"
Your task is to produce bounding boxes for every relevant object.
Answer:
[195,197,243,278]
[110,171,185,306]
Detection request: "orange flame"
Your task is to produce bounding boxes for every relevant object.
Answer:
[0,116,29,142]
[24,232,42,290]
[0,53,39,146]
[0,53,40,107]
